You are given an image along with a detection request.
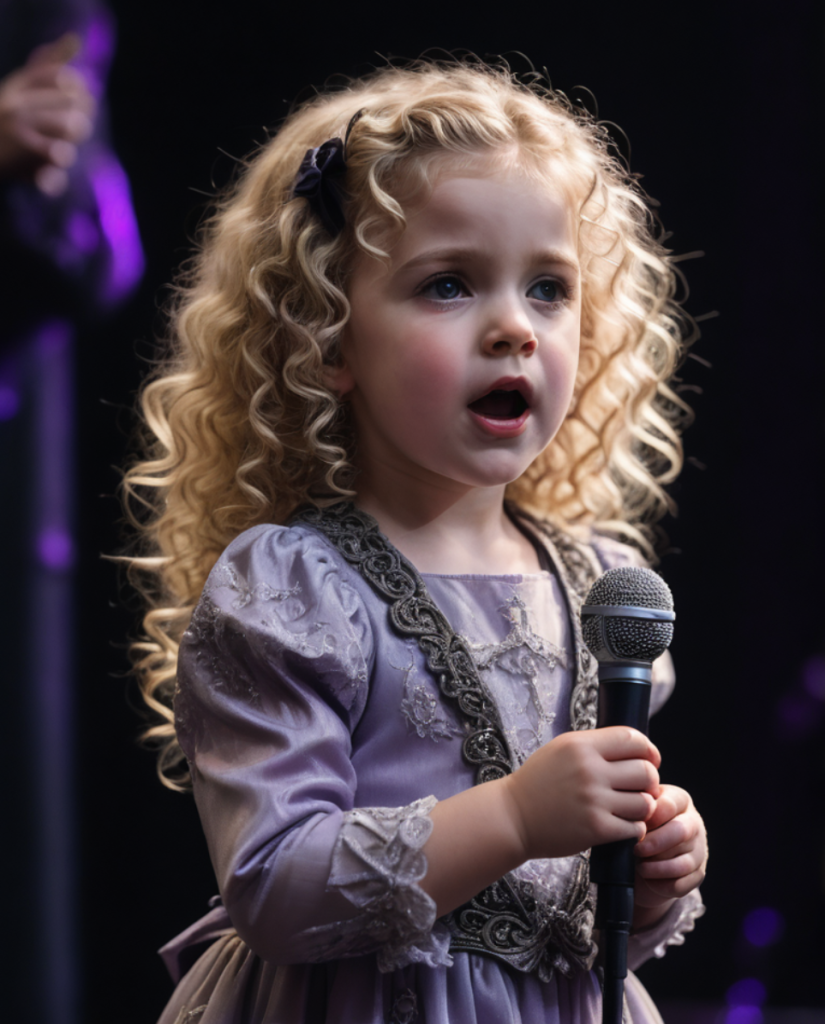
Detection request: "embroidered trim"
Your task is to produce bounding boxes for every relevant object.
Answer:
[445,854,596,982]
[650,889,706,960]
[311,797,452,971]
[296,503,511,783]
[294,501,602,980]
[388,989,419,1024]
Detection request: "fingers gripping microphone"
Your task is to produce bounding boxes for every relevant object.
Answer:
[580,566,675,1024]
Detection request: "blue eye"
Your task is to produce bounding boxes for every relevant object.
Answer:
[528,279,565,303]
[424,276,464,301]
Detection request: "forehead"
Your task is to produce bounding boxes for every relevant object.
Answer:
[404,144,582,209]
[389,160,578,263]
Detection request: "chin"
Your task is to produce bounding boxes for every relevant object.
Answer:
[449,457,536,490]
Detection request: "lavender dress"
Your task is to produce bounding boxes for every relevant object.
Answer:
[157,512,703,1024]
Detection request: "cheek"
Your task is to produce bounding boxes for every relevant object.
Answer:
[403,344,463,401]
[379,329,464,413]
[546,323,581,395]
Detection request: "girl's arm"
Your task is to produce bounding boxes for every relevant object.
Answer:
[175,526,387,965]
[420,726,661,916]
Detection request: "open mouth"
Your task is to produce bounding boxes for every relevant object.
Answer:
[467,388,529,420]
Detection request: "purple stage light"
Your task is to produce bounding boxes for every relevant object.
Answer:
[0,383,20,420]
[37,320,72,356]
[88,148,145,303]
[743,907,785,947]
[727,978,767,1008]
[30,320,77,1024]
[79,12,115,100]
[802,654,825,702]
[725,1009,762,1024]
[37,528,75,571]
[67,211,100,255]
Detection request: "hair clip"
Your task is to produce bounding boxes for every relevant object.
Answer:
[292,109,365,238]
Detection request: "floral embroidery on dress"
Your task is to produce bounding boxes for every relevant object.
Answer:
[186,555,370,713]
[210,560,305,612]
[468,592,567,764]
[471,593,568,675]
[183,593,226,648]
[396,649,463,743]
[269,617,367,711]
[183,595,263,709]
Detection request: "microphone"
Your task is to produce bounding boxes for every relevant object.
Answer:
[580,566,675,1024]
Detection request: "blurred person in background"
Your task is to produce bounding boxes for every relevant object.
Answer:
[0,3,142,1021]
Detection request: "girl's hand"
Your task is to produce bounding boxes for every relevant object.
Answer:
[633,785,707,916]
[502,726,661,862]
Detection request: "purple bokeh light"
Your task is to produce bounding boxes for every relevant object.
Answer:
[727,978,767,1008]
[725,1009,762,1024]
[36,320,72,357]
[88,149,145,303]
[743,907,785,947]
[802,654,825,701]
[37,528,75,571]
[74,11,115,102]
[0,384,20,420]
[777,688,823,738]
[67,211,100,255]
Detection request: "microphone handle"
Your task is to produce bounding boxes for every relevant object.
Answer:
[590,662,652,1024]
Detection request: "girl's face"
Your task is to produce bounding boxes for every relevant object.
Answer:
[336,158,581,497]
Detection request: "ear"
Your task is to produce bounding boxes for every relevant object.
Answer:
[323,360,355,397]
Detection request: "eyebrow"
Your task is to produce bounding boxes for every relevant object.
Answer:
[397,246,580,274]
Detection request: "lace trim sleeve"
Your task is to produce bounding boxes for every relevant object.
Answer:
[302,796,453,972]
[627,889,706,971]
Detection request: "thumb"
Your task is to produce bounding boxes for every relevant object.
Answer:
[27,32,82,68]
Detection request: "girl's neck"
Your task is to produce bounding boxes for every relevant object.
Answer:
[353,476,542,576]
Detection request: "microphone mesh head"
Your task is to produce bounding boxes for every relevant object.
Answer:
[582,566,674,663]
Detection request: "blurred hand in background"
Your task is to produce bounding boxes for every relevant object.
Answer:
[0,32,96,196]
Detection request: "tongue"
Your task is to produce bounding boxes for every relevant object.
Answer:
[468,389,523,419]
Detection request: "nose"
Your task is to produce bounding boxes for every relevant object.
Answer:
[480,294,537,357]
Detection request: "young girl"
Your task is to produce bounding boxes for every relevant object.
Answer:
[125,59,708,1024]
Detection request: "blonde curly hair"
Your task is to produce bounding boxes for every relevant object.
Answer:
[122,58,693,788]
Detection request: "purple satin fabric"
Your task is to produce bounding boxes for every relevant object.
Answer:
[157,522,700,1023]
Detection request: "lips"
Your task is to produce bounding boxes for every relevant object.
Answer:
[467,378,532,420]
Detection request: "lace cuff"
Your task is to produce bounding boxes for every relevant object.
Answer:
[304,796,452,972]
[627,889,706,971]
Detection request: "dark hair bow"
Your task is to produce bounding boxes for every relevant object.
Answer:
[292,110,364,237]
[292,138,347,237]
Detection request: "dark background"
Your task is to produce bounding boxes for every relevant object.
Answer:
[21,1,824,1021]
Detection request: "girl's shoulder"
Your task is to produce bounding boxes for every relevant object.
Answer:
[182,522,375,724]
[509,505,650,575]
[199,520,372,633]
[208,520,356,588]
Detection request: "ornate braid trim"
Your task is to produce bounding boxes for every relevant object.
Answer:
[445,853,597,982]
[296,502,512,783]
